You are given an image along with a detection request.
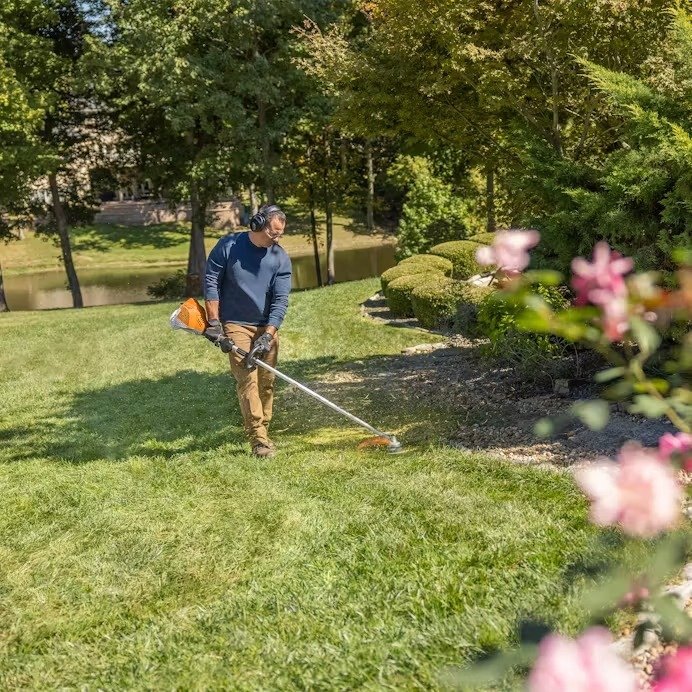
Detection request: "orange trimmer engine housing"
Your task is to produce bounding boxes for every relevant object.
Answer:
[170,297,209,335]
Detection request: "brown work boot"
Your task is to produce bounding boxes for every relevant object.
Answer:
[251,443,275,458]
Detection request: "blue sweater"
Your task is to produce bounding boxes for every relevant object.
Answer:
[204,232,292,328]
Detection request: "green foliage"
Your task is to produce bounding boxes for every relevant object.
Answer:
[385,272,443,317]
[526,10,692,272]
[397,253,454,275]
[467,232,496,245]
[477,285,570,377]
[146,270,188,300]
[411,278,493,330]
[388,155,470,257]
[380,262,433,293]
[452,283,497,336]
[429,239,484,279]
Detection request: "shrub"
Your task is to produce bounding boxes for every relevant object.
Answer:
[429,240,486,279]
[476,284,570,379]
[380,263,432,293]
[397,254,454,275]
[452,283,497,336]
[411,278,495,330]
[386,272,444,317]
[387,155,471,256]
[467,231,496,245]
[147,270,187,300]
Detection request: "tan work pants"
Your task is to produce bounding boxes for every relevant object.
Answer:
[223,323,279,448]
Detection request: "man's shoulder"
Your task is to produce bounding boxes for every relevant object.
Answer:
[218,231,246,249]
[272,243,292,264]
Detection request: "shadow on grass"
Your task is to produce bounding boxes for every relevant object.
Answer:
[70,223,189,253]
[0,350,454,465]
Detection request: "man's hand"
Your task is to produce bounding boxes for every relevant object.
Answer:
[204,319,224,345]
[253,331,274,356]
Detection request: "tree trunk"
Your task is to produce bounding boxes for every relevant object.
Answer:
[326,204,335,286]
[258,98,275,205]
[485,165,496,233]
[323,135,335,285]
[340,136,347,169]
[308,181,322,287]
[0,262,9,312]
[249,183,258,215]
[186,180,207,297]
[365,139,375,233]
[48,173,83,308]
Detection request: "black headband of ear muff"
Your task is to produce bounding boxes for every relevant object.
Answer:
[249,205,282,232]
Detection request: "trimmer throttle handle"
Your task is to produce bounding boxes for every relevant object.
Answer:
[218,337,235,354]
[244,342,265,370]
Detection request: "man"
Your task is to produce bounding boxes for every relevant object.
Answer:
[204,204,292,458]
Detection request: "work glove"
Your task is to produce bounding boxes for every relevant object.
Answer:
[244,332,274,370]
[253,332,274,356]
[204,319,226,347]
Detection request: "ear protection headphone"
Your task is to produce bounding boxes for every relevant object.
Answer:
[249,204,282,232]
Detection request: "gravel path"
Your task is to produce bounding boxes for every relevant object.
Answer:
[360,292,676,466]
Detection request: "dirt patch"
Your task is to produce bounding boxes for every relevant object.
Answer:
[359,293,676,467]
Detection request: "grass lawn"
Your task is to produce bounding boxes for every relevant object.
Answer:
[0,279,649,689]
[0,208,394,276]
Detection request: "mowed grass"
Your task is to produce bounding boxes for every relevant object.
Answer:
[0,279,648,689]
[1,211,393,276]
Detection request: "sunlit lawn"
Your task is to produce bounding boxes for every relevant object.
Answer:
[0,279,650,689]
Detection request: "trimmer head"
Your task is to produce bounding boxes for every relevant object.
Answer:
[357,435,404,454]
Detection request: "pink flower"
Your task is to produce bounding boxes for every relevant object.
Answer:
[653,646,692,692]
[528,627,637,691]
[658,432,692,472]
[576,442,681,537]
[571,242,634,306]
[475,229,540,273]
[597,295,631,342]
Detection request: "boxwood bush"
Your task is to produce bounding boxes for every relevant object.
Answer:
[386,272,444,317]
[380,263,433,293]
[429,240,486,279]
[452,283,497,335]
[397,254,454,275]
[467,231,496,245]
[411,278,495,330]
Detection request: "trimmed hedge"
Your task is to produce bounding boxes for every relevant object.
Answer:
[380,263,432,293]
[410,279,495,330]
[398,254,454,275]
[429,240,485,279]
[468,231,496,245]
[386,272,444,317]
[453,283,497,335]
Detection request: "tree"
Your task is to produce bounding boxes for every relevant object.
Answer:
[302,0,680,247]
[0,48,48,311]
[531,9,692,270]
[0,0,105,308]
[110,0,348,296]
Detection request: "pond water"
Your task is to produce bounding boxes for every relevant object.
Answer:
[3,244,396,311]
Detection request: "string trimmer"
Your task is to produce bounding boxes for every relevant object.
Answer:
[170,298,403,453]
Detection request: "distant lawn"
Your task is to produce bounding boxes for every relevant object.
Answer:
[1,207,394,276]
[0,279,650,689]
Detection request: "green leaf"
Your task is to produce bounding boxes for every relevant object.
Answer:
[517,311,552,333]
[534,418,554,438]
[572,400,610,430]
[594,367,626,383]
[630,317,661,357]
[629,395,669,418]
[524,269,563,286]
[653,596,692,643]
[602,380,634,401]
[439,646,538,688]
